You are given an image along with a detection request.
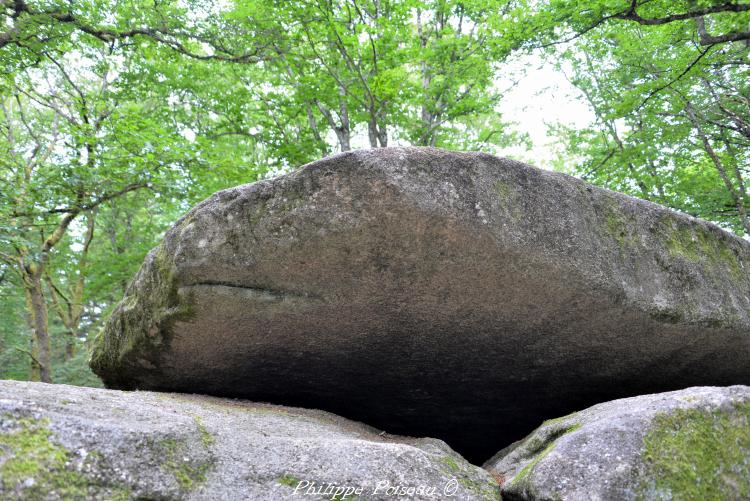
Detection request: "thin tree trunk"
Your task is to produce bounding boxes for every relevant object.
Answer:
[65,330,75,360]
[416,8,434,146]
[338,87,351,151]
[23,288,41,381]
[686,104,750,234]
[314,97,350,152]
[367,116,378,148]
[377,108,388,147]
[27,271,52,382]
[367,111,387,148]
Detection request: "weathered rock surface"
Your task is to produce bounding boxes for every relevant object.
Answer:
[90,147,750,461]
[0,380,499,500]
[486,385,750,501]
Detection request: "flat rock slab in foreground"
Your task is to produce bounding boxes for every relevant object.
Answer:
[91,147,750,461]
[0,380,498,500]
[487,385,750,501]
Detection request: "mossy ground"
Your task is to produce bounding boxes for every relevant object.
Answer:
[639,401,750,500]
[0,416,129,500]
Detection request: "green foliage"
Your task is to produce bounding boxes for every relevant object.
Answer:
[52,345,104,388]
[0,284,29,380]
[528,0,750,235]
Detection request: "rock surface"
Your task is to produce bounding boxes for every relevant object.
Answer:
[0,380,499,500]
[90,147,750,461]
[486,385,750,501]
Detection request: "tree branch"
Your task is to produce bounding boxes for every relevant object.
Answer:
[614,2,750,26]
[12,346,40,366]
[1,0,270,63]
[635,44,716,111]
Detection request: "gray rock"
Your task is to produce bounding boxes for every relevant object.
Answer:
[90,147,750,461]
[0,380,499,500]
[485,385,750,500]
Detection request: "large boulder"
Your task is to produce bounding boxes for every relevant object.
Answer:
[0,380,499,500]
[90,147,750,462]
[486,385,750,500]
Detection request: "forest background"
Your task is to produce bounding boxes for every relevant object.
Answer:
[1,0,748,385]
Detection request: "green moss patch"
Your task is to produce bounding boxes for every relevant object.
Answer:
[159,436,213,491]
[604,204,639,249]
[512,440,556,485]
[192,415,215,447]
[89,243,196,385]
[277,474,302,488]
[508,421,582,489]
[0,417,129,499]
[639,401,750,500]
[659,219,744,281]
[439,455,501,500]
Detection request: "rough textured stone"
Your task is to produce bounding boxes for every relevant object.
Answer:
[485,385,750,501]
[90,147,750,462]
[0,380,499,500]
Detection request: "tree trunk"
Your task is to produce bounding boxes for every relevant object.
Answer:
[686,104,750,235]
[27,271,52,382]
[65,329,75,360]
[377,108,388,147]
[338,87,351,152]
[23,289,41,381]
[367,113,388,148]
[367,117,379,148]
[337,128,351,152]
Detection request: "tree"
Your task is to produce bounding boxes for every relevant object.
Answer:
[511,0,750,49]
[182,0,518,153]
[0,39,197,380]
[546,5,750,234]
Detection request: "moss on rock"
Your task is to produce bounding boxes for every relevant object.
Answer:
[659,217,745,281]
[277,474,302,488]
[153,436,211,492]
[89,242,196,388]
[638,401,750,500]
[0,417,130,500]
[192,415,215,448]
[494,179,524,222]
[439,455,501,500]
[603,202,640,250]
